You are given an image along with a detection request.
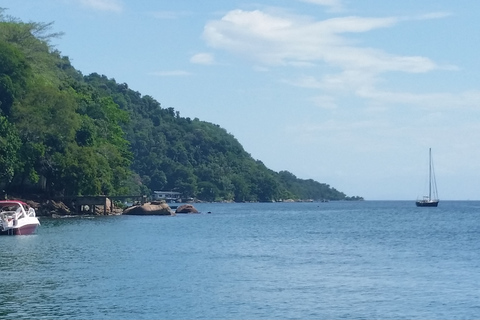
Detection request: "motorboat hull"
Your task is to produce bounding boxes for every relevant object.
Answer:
[0,222,38,235]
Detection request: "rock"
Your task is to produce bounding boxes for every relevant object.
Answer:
[175,204,199,214]
[123,201,173,216]
[36,200,71,216]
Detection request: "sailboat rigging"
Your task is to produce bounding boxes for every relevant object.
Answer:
[416,148,439,207]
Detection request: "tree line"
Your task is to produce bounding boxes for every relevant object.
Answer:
[0,10,363,202]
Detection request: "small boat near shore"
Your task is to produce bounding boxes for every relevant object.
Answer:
[0,200,40,235]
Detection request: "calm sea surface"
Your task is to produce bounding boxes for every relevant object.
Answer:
[1,201,480,319]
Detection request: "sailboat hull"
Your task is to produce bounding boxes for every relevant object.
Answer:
[416,200,439,207]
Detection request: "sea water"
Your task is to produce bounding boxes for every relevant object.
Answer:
[1,201,479,319]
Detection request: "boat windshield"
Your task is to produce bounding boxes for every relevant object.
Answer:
[0,205,22,215]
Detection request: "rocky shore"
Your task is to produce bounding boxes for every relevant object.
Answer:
[18,199,116,217]
[7,197,200,217]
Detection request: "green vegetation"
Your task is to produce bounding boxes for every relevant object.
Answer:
[0,10,363,202]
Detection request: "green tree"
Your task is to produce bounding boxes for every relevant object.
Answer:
[197,181,219,202]
[0,40,31,116]
[0,115,21,183]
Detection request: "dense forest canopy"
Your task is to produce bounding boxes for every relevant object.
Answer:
[0,10,363,202]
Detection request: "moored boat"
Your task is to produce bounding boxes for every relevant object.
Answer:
[0,200,40,235]
[416,148,439,207]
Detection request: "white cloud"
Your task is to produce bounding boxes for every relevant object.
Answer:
[357,88,480,110]
[79,0,123,12]
[298,0,344,12]
[288,73,480,111]
[413,12,452,20]
[284,76,323,89]
[311,95,338,109]
[149,70,192,77]
[190,53,215,65]
[287,71,378,93]
[150,11,191,20]
[203,10,443,74]
[203,9,455,105]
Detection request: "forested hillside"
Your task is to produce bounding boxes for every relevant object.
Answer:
[0,11,363,202]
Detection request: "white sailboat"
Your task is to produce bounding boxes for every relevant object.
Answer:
[416,148,439,207]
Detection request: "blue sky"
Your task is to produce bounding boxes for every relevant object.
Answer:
[3,0,480,200]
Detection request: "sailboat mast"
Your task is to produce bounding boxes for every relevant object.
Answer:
[428,148,432,201]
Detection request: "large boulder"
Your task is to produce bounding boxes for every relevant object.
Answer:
[175,204,199,214]
[37,200,71,216]
[123,201,173,216]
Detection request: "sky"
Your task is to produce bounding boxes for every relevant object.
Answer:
[2,0,480,200]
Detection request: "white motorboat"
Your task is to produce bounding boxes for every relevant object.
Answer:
[0,200,40,235]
